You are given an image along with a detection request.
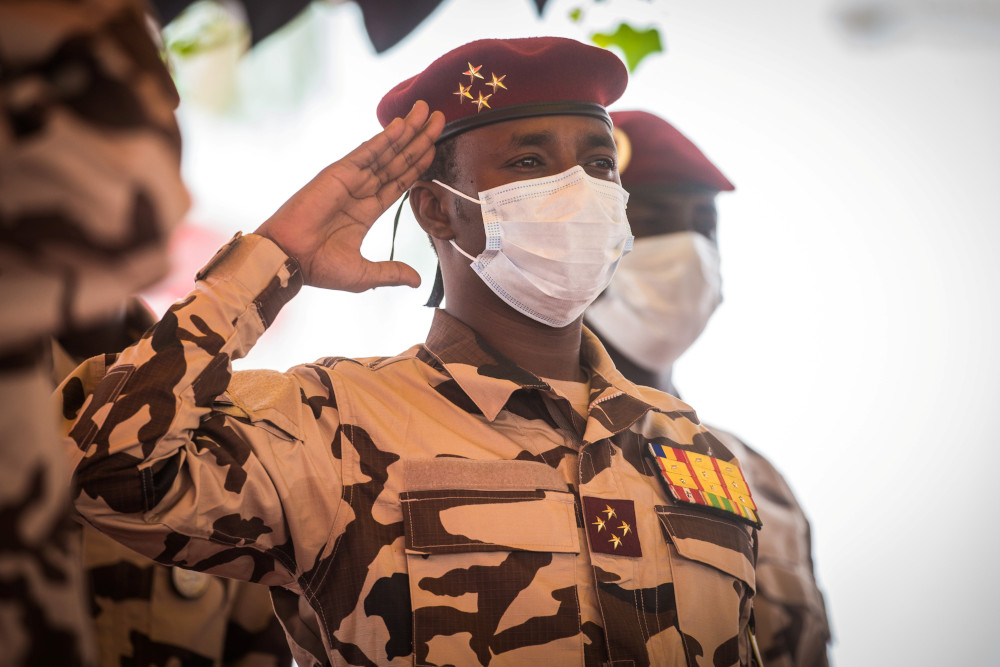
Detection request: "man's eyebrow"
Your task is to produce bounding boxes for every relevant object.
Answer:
[505,131,556,150]
[503,130,617,152]
[583,131,616,151]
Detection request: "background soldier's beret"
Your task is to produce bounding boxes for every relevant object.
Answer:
[377,36,628,142]
[611,110,735,191]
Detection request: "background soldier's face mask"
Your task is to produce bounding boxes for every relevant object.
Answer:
[434,166,633,328]
[586,231,723,371]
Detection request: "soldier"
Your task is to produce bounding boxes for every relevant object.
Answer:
[58,37,763,666]
[0,1,187,664]
[586,110,832,666]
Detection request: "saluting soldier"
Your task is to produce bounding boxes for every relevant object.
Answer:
[586,110,833,666]
[58,37,765,666]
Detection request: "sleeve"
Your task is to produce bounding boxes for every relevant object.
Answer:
[58,233,343,589]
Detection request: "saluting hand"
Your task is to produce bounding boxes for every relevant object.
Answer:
[255,101,445,292]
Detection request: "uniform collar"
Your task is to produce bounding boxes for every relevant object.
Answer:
[423,310,690,441]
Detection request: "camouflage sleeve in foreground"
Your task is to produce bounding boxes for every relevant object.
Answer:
[0,0,189,352]
[1,1,188,664]
[711,427,832,667]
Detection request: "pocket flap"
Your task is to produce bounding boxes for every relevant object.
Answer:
[656,504,756,588]
[402,489,579,555]
[218,369,304,442]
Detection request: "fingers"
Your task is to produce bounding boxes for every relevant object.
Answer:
[372,109,445,208]
[325,259,420,292]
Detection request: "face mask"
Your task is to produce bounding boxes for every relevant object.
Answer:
[434,166,633,328]
[586,231,722,371]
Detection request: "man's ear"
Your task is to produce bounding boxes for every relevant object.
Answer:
[409,181,455,241]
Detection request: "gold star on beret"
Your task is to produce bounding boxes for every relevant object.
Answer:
[453,82,473,103]
[463,62,484,83]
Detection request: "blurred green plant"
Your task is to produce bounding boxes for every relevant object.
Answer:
[591,22,662,72]
[163,1,247,57]
[566,0,663,72]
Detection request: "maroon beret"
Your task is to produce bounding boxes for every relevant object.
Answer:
[377,37,628,142]
[611,110,735,191]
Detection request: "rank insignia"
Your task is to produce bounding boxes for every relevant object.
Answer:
[648,443,762,528]
[582,497,641,557]
[454,61,507,113]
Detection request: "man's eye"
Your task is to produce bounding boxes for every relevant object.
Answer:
[512,157,540,168]
[591,158,615,170]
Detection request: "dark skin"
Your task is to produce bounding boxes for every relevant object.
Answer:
[586,184,721,394]
[408,115,621,381]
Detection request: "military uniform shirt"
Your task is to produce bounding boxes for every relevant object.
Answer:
[60,233,759,667]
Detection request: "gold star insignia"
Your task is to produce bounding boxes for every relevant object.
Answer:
[603,505,617,520]
[592,516,606,532]
[473,91,492,111]
[453,82,473,103]
[463,62,484,83]
[609,534,622,549]
[486,72,507,91]
[618,521,631,536]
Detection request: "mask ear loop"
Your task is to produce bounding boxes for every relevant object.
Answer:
[389,190,410,262]
[388,189,446,308]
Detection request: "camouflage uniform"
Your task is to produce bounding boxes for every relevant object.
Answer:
[59,233,760,666]
[50,303,291,667]
[711,430,831,667]
[0,1,187,664]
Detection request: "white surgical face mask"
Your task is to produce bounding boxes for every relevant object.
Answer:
[586,231,722,371]
[434,165,633,328]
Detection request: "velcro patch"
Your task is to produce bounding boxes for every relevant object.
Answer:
[648,443,762,529]
[582,497,641,557]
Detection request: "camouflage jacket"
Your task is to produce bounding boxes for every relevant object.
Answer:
[60,233,760,667]
[1,1,187,664]
[711,430,831,667]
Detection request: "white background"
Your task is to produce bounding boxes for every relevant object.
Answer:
[158,1,1000,664]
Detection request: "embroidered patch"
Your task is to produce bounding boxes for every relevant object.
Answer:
[648,443,762,528]
[582,496,641,557]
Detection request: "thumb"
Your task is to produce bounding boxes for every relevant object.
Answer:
[359,259,422,290]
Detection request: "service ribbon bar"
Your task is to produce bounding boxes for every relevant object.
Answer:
[648,443,762,528]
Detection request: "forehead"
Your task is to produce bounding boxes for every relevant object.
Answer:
[455,115,615,154]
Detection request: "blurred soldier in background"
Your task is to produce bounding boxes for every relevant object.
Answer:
[586,109,833,667]
[0,0,186,663]
[0,1,288,664]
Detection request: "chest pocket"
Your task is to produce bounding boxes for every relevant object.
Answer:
[400,459,582,667]
[656,504,757,667]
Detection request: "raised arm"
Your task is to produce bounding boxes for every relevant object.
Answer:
[60,104,444,585]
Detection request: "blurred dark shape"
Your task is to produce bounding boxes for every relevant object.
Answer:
[151,0,444,51]
[531,0,553,15]
[356,0,445,53]
[832,0,1000,47]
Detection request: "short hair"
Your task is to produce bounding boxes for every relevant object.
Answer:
[420,135,458,184]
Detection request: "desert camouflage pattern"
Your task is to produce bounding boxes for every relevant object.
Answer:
[1,1,187,664]
[711,429,831,667]
[59,233,760,666]
[50,304,291,667]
